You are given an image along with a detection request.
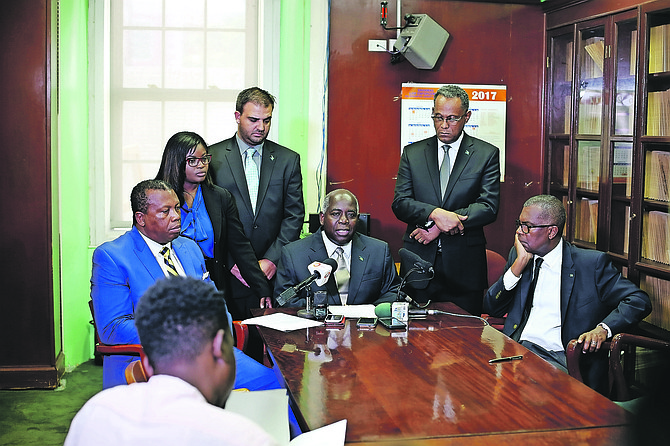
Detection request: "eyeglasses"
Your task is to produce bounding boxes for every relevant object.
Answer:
[431,114,466,124]
[515,219,556,234]
[185,154,212,167]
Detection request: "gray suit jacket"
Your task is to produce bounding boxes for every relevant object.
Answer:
[392,133,500,291]
[274,229,401,306]
[209,136,305,266]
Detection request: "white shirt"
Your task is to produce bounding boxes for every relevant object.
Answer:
[321,231,352,271]
[65,375,278,446]
[437,132,463,175]
[138,231,186,277]
[503,239,564,352]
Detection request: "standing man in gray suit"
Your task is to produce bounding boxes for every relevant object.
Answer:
[392,85,500,315]
[209,87,305,321]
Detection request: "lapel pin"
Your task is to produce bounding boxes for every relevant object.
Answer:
[570,273,574,277]
[270,154,275,161]
[465,150,470,155]
[358,256,364,262]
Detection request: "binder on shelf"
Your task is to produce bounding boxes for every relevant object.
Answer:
[577,141,601,191]
[641,274,670,332]
[641,211,670,265]
[644,151,670,202]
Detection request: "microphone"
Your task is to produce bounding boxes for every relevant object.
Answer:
[277,258,338,306]
[399,248,434,274]
[375,302,444,318]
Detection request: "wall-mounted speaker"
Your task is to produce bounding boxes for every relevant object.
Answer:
[393,14,449,70]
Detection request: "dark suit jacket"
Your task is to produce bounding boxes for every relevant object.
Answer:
[91,227,212,388]
[200,184,271,299]
[209,136,305,266]
[483,241,652,391]
[274,228,401,306]
[392,133,500,292]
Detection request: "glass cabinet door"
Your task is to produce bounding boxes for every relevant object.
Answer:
[577,26,605,135]
[613,20,637,136]
[548,30,574,135]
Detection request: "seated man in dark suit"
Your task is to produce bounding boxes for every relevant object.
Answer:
[91,179,282,393]
[274,189,400,306]
[67,277,277,445]
[484,195,651,392]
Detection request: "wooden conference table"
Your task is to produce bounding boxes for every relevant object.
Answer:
[253,303,631,445]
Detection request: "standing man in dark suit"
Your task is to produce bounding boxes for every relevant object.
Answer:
[209,87,305,320]
[392,85,500,315]
[484,195,651,392]
[275,189,400,306]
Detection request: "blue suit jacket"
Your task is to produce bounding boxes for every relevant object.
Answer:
[392,133,500,292]
[91,227,211,388]
[483,241,651,391]
[274,229,401,306]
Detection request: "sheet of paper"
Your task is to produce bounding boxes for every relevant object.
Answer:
[242,313,324,332]
[226,389,290,445]
[327,304,376,318]
[290,419,347,446]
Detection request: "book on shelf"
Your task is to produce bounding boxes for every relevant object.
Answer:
[613,143,633,196]
[583,37,604,78]
[565,41,573,82]
[564,96,571,133]
[641,275,670,332]
[646,89,670,136]
[578,92,602,134]
[577,141,600,191]
[624,205,630,255]
[641,210,670,265]
[563,145,570,185]
[644,150,670,201]
[575,197,598,244]
[630,29,637,77]
[648,24,670,74]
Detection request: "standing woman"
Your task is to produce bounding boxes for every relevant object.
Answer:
[156,131,272,312]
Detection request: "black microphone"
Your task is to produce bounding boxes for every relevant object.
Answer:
[276,258,338,306]
[399,248,434,274]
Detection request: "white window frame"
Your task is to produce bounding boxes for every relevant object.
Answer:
[88,0,280,245]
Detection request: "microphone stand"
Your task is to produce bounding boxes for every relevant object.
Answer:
[397,266,432,309]
[297,288,316,319]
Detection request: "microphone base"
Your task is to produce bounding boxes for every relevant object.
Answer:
[297,309,316,319]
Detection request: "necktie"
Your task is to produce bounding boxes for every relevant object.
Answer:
[512,257,543,341]
[160,246,179,277]
[440,144,451,200]
[334,247,350,305]
[245,148,259,213]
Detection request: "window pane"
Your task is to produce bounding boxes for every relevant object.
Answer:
[206,102,237,144]
[165,31,205,88]
[123,0,162,27]
[207,0,246,28]
[207,31,246,88]
[121,102,162,161]
[123,30,163,88]
[165,0,205,28]
[164,101,205,139]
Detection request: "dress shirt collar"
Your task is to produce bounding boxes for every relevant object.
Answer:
[235,134,264,157]
[137,230,185,276]
[437,132,463,168]
[534,238,563,272]
[321,230,352,265]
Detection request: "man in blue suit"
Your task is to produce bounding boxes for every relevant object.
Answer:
[91,179,282,391]
[392,85,500,315]
[274,189,400,307]
[484,195,651,392]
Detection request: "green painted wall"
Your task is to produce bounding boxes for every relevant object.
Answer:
[58,0,94,369]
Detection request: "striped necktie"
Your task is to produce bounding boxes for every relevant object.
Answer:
[245,148,260,213]
[334,247,350,305]
[160,246,179,277]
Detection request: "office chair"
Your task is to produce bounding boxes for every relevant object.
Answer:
[481,249,507,330]
[123,321,251,384]
[89,300,144,360]
[567,333,670,402]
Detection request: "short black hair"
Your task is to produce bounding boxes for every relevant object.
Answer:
[135,276,230,369]
[523,194,567,233]
[236,87,276,113]
[434,85,470,112]
[130,179,174,225]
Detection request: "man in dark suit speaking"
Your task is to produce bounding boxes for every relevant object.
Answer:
[484,195,651,392]
[209,87,305,320]
[275,189,400,307]
[392,85,500,315]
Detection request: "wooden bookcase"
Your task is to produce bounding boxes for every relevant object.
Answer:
[545,1,670,337]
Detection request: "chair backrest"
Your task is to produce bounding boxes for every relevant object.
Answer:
[125,359,148,384]
[233,321,249,351]
[89,299,144,357]
[486,249,506,287]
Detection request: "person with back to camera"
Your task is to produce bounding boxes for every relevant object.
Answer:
[155,131,272,310]
[66,276,278,446]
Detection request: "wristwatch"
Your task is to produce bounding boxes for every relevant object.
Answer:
[419,220,435,230]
